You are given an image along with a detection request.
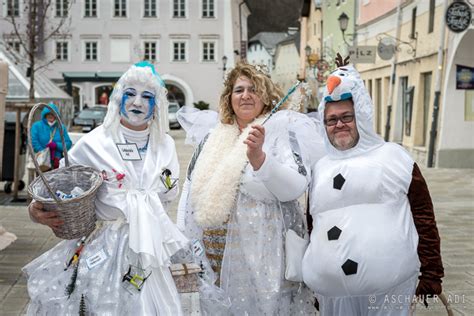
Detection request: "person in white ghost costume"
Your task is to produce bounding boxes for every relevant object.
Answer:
[24,62,189,315]
[302,58,443,315]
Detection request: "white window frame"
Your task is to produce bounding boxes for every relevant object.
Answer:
[200,40,217,63]
[143,0,158,18]
[171,0,188,19]
[200,0,216,19]
[82,40,100,62]
[112,0,128,18]
[3,0,21,18]
[83,0,99,18]
[170,39,188,62]
[142,40,159,62]
[54,40,70,62]
[55,0,69,18]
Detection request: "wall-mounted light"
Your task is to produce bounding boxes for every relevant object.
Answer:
[338,12,355,46]
[222,55,228,79]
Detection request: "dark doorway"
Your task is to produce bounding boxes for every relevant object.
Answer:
[95,85,114,106]
[61,85,81,113]
[165,83,185,107]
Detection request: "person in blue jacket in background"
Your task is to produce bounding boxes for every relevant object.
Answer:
[30,103,72,170]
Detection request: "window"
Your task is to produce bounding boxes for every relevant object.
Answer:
[375,78,382,134]
[410,7,417,39]
[6,38,21,53]
[55,41,69,61]
[422,72,432,145]
[404,86,414,137]
[173,0,186,18]
[84,41,98,61]
[144,0,157,17]
[202,0,214,18]
[6,0,20,17]
[55,0,69,17]
[201,41,216,62]
[114,0,127,17]
[428,0,435,33]
[143,41,157,61]
[84,0,97,17]
[172,41,186,61]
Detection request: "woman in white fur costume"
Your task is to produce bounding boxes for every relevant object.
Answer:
[176,62,325,315]
[24,62,188,315]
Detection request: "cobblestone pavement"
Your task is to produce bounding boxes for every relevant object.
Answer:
[0,129,472,315]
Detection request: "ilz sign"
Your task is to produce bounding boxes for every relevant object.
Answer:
[445,1,472,33]
[348,46,376,64]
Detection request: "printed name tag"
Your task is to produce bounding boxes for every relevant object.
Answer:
[86,249,108,270]
[192,239,204,257]
[116,143,142,161]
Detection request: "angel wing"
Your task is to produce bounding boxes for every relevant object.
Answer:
[176,106,219,148]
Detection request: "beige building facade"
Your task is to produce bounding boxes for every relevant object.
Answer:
[357,0,473,168]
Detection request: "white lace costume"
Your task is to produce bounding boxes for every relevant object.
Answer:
[23,63,188,315]
[176,107,325,315]
[302,65,420,315]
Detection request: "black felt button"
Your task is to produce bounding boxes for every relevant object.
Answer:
[341,259,358,275]
[327,226,342,240]
[333,173,345,190]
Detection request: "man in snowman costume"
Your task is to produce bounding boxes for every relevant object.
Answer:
[302,57,443,315]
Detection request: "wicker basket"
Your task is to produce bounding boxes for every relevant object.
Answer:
[27,103,103,240]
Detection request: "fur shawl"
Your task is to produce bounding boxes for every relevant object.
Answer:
[191,118,264,227]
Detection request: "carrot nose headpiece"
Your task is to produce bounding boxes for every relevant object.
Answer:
[326,75,341,95]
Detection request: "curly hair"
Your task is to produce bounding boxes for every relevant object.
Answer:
[219,62,284,125]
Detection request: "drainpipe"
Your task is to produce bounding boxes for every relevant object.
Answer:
[427,0,448,167]
[384,0,403,141]
[0,61,8,179]
[239,1,245,60]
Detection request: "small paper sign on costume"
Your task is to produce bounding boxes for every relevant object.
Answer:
[86,249,108,270]
[191,239,204,257]
[116,143,142,161]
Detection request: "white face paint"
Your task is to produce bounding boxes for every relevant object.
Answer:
[120,82,157,127]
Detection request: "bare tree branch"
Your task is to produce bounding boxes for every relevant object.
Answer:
[4,7,30,56]
[34,58,58,72]
[4,0,73,100]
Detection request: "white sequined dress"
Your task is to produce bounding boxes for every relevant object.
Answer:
[23,125,188,315]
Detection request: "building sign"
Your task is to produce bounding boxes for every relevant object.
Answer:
[348,46,376,63]
[456,64,474,89]
[446,1,472,33]
[377,37,396,60]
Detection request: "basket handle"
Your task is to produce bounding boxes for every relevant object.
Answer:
[27,103,70,202]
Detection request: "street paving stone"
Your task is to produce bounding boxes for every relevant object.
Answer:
[0,129,473,315]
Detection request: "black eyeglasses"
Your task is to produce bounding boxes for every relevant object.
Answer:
[324,114,355,126]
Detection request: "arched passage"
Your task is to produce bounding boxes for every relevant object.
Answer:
[161,74,194,107]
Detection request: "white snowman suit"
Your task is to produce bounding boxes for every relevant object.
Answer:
[302,65,421,315]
